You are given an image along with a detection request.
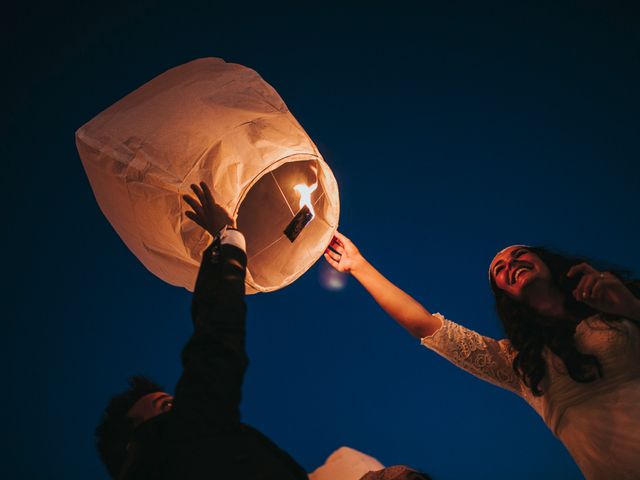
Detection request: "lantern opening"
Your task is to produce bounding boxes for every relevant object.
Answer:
[236,158,335,292]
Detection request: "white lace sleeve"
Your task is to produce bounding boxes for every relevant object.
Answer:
[421,313,524,396]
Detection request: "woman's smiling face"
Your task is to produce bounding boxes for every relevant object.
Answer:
[490,246,552,300]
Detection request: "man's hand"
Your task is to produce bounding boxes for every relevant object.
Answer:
[183,182,236,236]
[324,231,364,274]
[567,262,640,321]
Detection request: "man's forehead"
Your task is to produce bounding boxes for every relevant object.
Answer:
[128,391,170,417]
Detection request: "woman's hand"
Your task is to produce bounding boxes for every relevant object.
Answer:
[182,182,235,236]
[324,231,440,337]
[324,231,364,274]
[568,262,640,320]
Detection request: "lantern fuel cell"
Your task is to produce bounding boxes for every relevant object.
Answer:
[284,206,313,242]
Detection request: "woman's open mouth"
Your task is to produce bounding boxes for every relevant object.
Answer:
[511,265,532,284]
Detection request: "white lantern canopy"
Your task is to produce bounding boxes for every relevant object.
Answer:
[76,58,339,293]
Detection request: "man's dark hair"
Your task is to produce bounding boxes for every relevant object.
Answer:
[360,465,433,480]
[95,376,164,477]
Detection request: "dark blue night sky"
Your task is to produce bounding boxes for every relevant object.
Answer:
[6,2,640,479]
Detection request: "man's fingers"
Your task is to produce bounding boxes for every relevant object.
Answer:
[183,194,203,212]
[185,210,198,223]
[200,182,216,207]
[212,203,233,224]
[185,210,206,230]
[183,195,205,217]
[191,184,207,207]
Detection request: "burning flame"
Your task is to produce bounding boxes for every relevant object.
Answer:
[294,182,318,217]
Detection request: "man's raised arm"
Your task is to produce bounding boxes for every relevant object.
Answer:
[170,183,248,432]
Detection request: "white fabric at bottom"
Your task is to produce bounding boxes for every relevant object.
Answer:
[309,446,385,480]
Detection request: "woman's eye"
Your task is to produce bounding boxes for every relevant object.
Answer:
[161,401,173,411]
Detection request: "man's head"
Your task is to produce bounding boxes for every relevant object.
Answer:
[95,376,170,477]
[361,465,432,480]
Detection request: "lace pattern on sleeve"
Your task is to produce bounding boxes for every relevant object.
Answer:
[421,313,523,396]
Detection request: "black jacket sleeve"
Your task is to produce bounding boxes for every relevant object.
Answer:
[122,240,309,480]
[170,240,249,435]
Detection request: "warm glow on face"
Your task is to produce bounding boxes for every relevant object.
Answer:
[294,182,318,217]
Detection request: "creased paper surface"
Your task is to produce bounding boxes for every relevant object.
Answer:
[77,58,339,293]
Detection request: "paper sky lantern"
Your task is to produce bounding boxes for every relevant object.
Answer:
[76,58,339,293]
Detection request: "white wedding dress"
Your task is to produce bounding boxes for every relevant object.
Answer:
[421,313,640,479]
[308,446,385,480]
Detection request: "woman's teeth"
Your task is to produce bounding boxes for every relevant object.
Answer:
[514,267,529,282]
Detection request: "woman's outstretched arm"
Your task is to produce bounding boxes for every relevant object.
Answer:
[325,231,442,338]
[325,232,525,396]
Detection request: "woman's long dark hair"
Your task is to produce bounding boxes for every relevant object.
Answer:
[491,246,640,396]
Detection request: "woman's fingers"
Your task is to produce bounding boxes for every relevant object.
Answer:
[329,240,344,255]
[567,262,597,278]
[573,275,589,300]
[581,275,599,300]
[324,253,340,270]
[569,263,602,301]
[591,275,606,299]
[334,231,350,245]
[573,272,604,300]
